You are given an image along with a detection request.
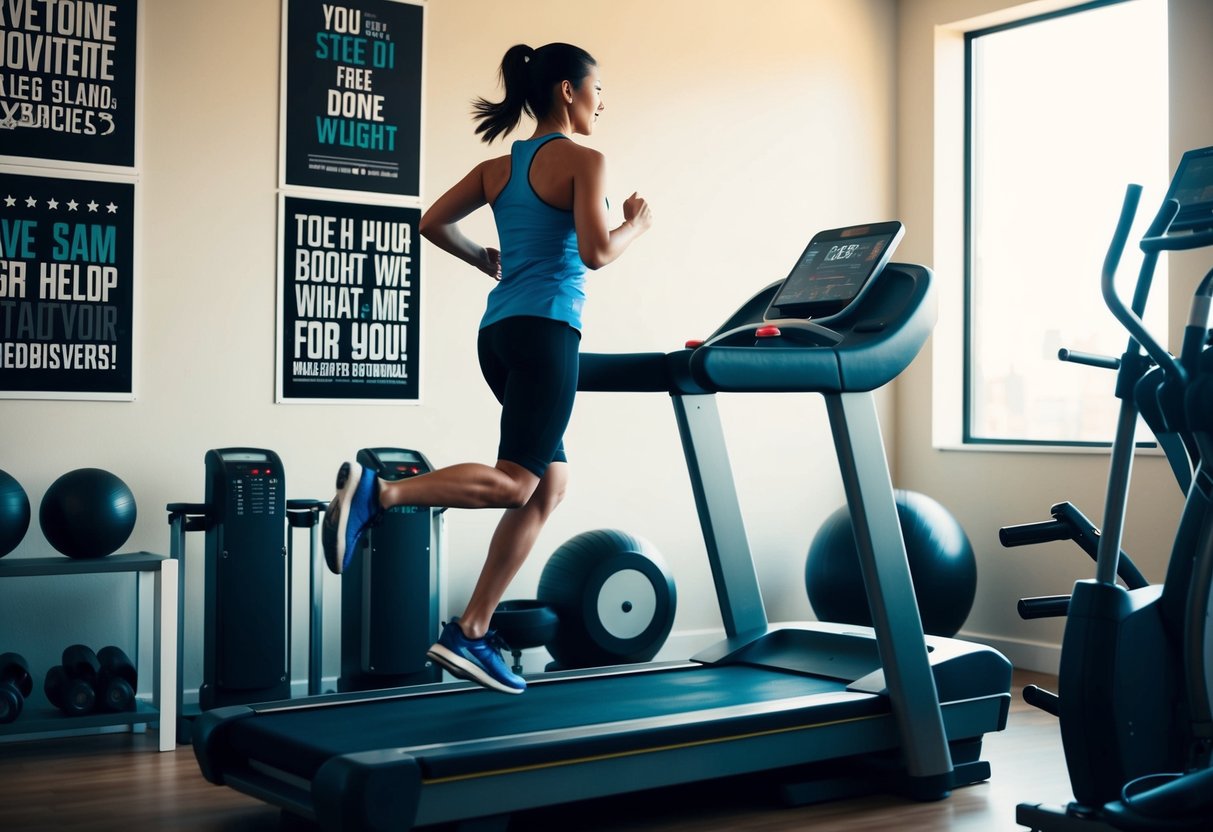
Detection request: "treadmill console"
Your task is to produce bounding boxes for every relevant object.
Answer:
[357,447,431,481]
[765,221,904,320]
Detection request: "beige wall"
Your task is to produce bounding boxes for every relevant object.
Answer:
[8,0,1204,690]
[895,0,1213,671]
[0,0,899,688]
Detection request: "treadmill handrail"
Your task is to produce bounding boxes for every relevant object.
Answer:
[700,318,845,348]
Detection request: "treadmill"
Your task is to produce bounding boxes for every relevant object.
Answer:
[193,222,1012,832]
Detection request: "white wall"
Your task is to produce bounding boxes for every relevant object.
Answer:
[895,0,1213,671]
[0,0,899,691]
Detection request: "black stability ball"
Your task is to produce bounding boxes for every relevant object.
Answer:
[538,529,676,669]
[0,469,31,558]
[39,468,137,559]
[805,490,976,638]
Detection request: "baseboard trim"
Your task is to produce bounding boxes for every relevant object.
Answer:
[956,630,1060,675]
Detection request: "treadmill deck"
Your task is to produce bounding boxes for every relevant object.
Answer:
[220,664,881,781]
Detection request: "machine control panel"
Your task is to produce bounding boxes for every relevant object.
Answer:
[207,450,283,519]
[357,447,432,481]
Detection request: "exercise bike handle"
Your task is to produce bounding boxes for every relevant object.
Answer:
[999,520,1070,548]
[1000,501,1150,590]
[1058,349,1120,371]
[1017,595,1070,620]
[1022,684,1061,717]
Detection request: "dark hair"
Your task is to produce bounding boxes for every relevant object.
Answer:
[472,43,597,143]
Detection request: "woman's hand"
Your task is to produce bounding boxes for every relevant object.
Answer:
[622,192,653,234]
[419,161,505,278]
[572,149,653,269]
[480,247,502,280]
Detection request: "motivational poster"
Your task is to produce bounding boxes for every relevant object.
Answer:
[0,0,139,168]
[278,194,420,402]
[0,170,134,399]
[281,0,422,198]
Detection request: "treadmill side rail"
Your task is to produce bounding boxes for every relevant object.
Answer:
[695,620,1013,707]
[313,750,422,832]
[193,704,258,784]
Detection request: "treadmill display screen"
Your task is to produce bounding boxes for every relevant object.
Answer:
[766,221,904,320]
[374,449,423,465]
[220,451,271,462]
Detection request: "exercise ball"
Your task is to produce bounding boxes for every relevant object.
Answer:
[805,490,976,638]
[538,529,677,669]
[39,468,137,559]
[0,469,31,558]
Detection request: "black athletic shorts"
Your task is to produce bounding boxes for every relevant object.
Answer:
[477,316,580,478]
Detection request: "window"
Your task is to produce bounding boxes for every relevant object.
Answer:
[965,0,1168,446]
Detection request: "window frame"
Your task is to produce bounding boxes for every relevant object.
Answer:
[961,0,1161,449]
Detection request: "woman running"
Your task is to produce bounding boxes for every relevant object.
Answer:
[322,42,653,694]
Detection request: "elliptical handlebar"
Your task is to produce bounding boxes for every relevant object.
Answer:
[1090,185,1185,588]
[1101,186,1184,385]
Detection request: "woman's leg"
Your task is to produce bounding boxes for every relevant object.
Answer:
[324,458,541,575]
[425,463,568,693]
[377,459,540,511]
[457,462,569,639]
[422,319,578,692]
[373,316,576,513]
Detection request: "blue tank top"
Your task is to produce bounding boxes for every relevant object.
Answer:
[481,134,587,331]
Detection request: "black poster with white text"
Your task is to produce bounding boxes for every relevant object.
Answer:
[0,171,134,398]
[0,0,138,168]
[278,195,420,402]
[282,0,422,197]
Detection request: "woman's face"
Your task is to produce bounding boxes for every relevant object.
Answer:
[568,65,603,135]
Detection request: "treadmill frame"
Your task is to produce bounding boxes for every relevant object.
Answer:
[194,263,1012,830]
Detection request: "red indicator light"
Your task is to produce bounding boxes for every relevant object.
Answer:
[685,339,705,349]
[251,468,260,476]
[755,326,782,338]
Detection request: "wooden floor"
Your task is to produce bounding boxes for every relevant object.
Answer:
[0,670,1072,832]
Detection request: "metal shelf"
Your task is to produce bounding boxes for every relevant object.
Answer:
[0,552,179,751]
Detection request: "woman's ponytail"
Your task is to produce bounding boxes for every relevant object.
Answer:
[472,44,535,144]
[472,43,596,144]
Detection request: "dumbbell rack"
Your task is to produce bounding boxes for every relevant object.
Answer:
[0,553,178,751]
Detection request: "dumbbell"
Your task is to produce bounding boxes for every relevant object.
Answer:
[0,652,33,724]
[45,644,101,716]
[97,646,137,713]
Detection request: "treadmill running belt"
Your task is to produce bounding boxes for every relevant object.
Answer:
[221,665,878,781]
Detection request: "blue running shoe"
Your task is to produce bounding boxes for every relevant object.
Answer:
[322,461,380,575]
[427,621,526,694]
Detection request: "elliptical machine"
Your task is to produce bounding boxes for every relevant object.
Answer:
[1001,146,1213,832]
